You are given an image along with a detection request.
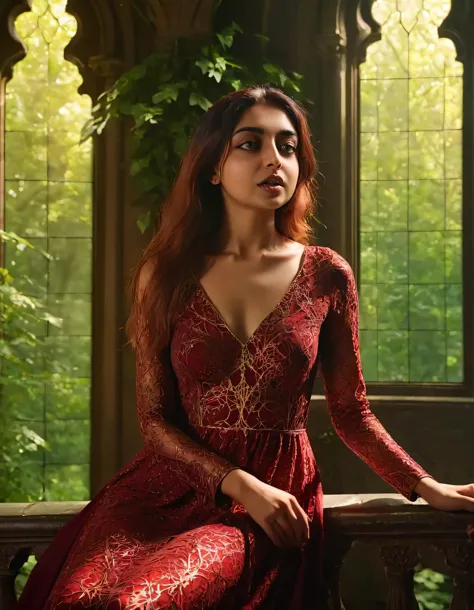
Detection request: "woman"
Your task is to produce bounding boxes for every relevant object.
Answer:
[18,85,474,609]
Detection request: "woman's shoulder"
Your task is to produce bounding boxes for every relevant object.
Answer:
[307,245,353,277]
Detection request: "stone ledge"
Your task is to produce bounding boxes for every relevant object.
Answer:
[0,493,421,519]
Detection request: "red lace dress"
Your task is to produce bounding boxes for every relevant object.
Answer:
[17,246,431,610]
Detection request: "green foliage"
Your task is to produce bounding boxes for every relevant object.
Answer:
[414,567,452,610]
[15,555,37,599]
[0,232,86,502]
[83,22,308,233]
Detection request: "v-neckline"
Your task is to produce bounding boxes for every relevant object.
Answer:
[196,246,308,347]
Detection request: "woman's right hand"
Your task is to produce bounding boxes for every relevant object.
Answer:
[220,469,310,548]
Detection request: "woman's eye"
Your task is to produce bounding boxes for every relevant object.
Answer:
[238,141,258,151]
[281,143,297,153]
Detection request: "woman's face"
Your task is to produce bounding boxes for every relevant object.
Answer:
[216,103,300,211]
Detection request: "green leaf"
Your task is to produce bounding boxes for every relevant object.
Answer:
[196,58,213,74]
[131,104,148,120]
[287,80,301,93]
[96,119,108,135]
[80,118,98,143]
[263,62,280,76]
[231,79,242,91]
[217,33,233,49]
[255,33,270,51]
[215,56,226,72]
[119,100,134,114]
[0,231,52,259]
[42,313,62,328]
[189,92,212,111]
[209,69,222,83]
[173,133,190,157]
[137,211,151,234]
[152,84,183,104]
[138,171,163,193]
[223,60,243,69]
[128,64,147,81]
[230,22,243,34]
[131,156,151,176]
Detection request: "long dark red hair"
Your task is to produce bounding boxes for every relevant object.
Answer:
[127,85,318,357]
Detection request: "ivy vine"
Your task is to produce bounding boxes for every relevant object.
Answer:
[82,22,309,232]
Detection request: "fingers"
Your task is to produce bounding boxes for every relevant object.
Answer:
[457,484,474,499]
[272,519,293,547]
[456,494,474,512]
[270,500,310,548]
[467,524,474,537]
[291,498,310,543]
[262,521,284,547]
[281,504,304,546]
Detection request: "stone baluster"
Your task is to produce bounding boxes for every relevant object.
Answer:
[380,545,420,610]
[0,544,49,610]
[440,540,474,610]
[0,545,29,609]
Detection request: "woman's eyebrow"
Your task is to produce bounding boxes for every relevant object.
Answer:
[232,126,297,137]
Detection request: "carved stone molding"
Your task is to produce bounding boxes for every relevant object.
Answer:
[0,1,123,98]
[438,0,471,64]
[354,0,382,65]
[64,0,124,100]
[316,32,347,57]
[0,0,31,80]
[316,0,347,57]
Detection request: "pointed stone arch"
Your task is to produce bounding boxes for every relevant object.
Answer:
[0,0,31,80]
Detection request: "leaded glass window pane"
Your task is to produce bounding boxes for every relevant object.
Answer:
[2,0,92,502]
[359,0,463,383]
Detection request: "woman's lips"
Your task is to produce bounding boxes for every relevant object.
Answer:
[258,184,283,196]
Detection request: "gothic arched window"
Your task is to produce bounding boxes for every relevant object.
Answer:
[2,0,92,501]
[358,1,464,385]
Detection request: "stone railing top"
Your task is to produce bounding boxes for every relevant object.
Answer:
[0,494,423,518]
[0,501,89,518]
[0,495,472,544]
[324,493,427,509]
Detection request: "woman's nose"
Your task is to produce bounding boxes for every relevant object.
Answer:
[263,144,282,168]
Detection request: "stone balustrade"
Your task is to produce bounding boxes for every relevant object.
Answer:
[1,494,473,609]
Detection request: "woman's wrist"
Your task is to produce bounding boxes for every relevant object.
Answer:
[220,468,258,501]
[414,476,440,500]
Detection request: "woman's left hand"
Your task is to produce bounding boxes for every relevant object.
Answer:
[415,477,474,512]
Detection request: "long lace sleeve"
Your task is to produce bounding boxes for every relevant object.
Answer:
[135,340,239,506]
[318,251,433,501]
[133,262,239,507]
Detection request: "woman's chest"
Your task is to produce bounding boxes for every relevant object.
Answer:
[197,246,306,345]
[171,280,331,386]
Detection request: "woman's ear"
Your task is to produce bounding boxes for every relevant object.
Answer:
[211,173,221,185]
